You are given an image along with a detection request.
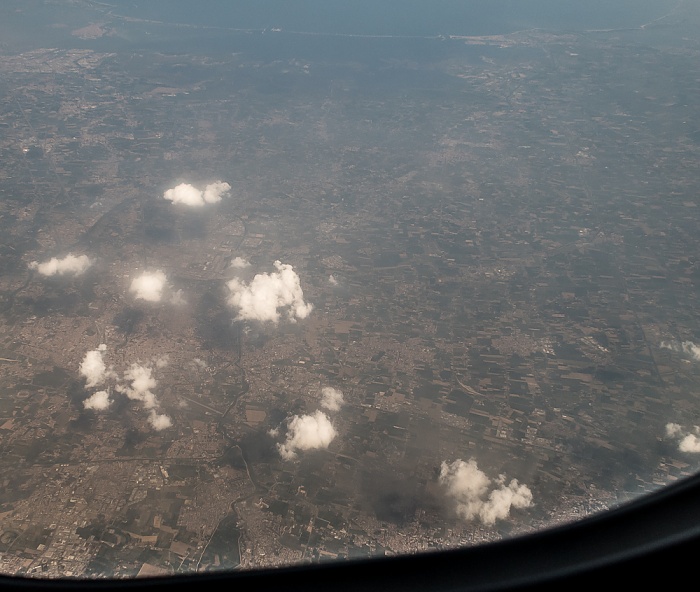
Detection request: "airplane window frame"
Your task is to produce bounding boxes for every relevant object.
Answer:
[0,469,698,590]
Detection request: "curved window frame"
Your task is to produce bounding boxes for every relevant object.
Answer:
[1,471,699,590]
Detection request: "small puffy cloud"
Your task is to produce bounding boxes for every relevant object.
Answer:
[666,422,682,438]
[328,274,339,286]
[83,390,111,411]
[79,344,110,388]
[30,254,91,277]
[666,423,700,453]
[154,355,169,369]
[230,257,251,269]
[202,181,231,204]
[163,183,201,206]
[163,181,230,207]
[685,343,700,361]
[661,341,700,362]
[78,346,119,411]
[77,351,171,431]
[680,434,700,453]
[277,411,337,460]
[227,260,313,323]
[148,410,172,431]
[320,387,344,412]
[120,363,158,409]
[439,459,533,526]
[130,270,167,302]
[115,362,172,431]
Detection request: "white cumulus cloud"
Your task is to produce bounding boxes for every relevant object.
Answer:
[328,274,339,286]
[666,422,682,438]
[661,340,700,362]
[163,181,231,207]
[680,434,700,453]
[439,459,533,526]
[120,363,158,409]
[666,423,700,453]
[277,410,337,460]
[320,387,344,412]
[29,254,91,277]
[202,181,231,204]
[79,344,110,388]
[83,390,111,411]
[227,260,313,323]
[114,363,172,431]
[77,349,171,431]
[148,410,172,431]
[130,270,168,302]
[230,257,251,269]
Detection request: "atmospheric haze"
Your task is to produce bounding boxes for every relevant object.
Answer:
[2,0,700,579]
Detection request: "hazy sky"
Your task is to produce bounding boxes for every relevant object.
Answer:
[110,0,675,36]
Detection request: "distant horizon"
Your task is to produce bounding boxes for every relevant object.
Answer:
[102,0,675,37]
